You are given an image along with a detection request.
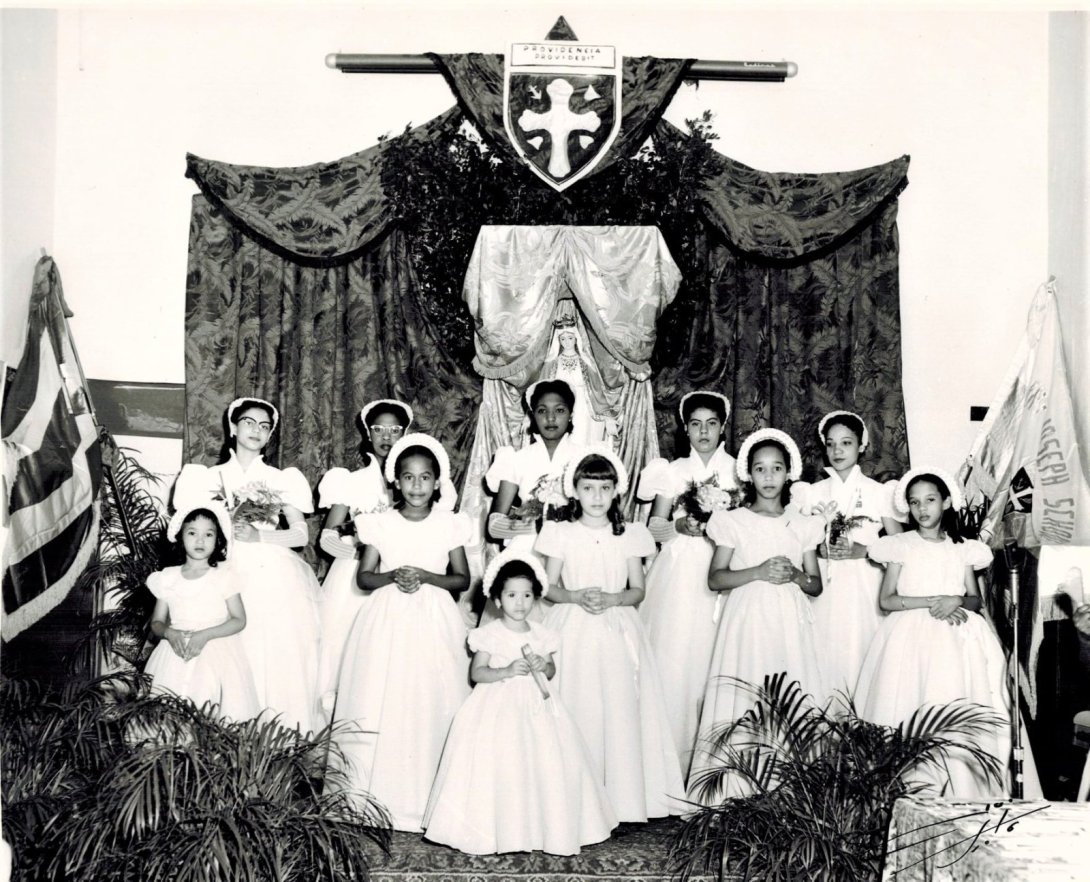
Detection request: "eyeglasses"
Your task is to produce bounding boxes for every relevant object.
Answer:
[369,425,405,438]
[237,416,273,432]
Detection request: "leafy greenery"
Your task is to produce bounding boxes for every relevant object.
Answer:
[378,113,722,370]
[74,434,170,674]
[674,674,1005,882]
[1,673,390,881]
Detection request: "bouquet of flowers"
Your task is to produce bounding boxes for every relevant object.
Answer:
[677,474,743,525]
[511,475,568,524]
[216,480,283,526]
[812,495,876,584]
[336,499,390,537]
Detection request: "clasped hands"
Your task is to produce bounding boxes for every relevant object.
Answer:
[757,556,804,585]
[573,587,619,615]
[675,515,706,537]
[392,566,426,593]
[506,652,548,678]
[167,628,208,661]
[926,595,968,626]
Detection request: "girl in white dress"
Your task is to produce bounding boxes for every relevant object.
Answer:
[316,399,412,717]
[145,501,260,722]
[794,411,904,701]
[638,391,738,774]
[486,379,584,557]
[333,433,473,832]
[173,397,321,733]
[855,468,1009,798]
[535,448,685,822]
[423,550,617,856]
[689,429,826,801]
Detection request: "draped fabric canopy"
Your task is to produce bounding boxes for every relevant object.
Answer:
[183,53,911,523]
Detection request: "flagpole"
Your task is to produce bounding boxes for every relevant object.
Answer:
[1003,539,1025,800]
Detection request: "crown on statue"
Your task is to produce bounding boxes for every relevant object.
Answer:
[553,313,577,329]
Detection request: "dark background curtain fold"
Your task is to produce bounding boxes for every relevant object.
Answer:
[183,57,910,507]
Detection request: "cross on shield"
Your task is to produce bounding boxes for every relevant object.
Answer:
[503,42,623,192]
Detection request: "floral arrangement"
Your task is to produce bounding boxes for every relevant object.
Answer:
[678,474,743,524]
[825,511,876,546]
[336,500,391,537]
[511,475,568,523]
[216,480,283,527]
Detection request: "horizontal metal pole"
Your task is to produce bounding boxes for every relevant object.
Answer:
[326,53,797,81]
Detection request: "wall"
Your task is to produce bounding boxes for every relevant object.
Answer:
[6,4,1057,477]
[1,9,56,367]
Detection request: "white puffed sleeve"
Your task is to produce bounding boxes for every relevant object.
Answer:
[317,467,355,508]
[354,512,386,546]
[531,622,561,657]
[173,463,219,507]
[447,511,477,552]
[788,513,826,551]
[789,480,813,515]
[960,539,995,571]
[485,446,519,494]
[533,520,568,560]
[623,522,657,559]
[705,509,742,549]
[637,458,675,502]
[146,568,173,601]
[869,533,908,566]
[467,623,501,656]
[275,467,315,513]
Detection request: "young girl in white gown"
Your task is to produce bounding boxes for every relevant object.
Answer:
[535,448,685,822]
[423,550,616,855]
[793,411,904,700]
[855,468,1010,798]
[638,391,738,775]
[316,399,412,717]
[689,429,826,801]
[173,397,321,733]
[332,433,473,832]
[145,501,259,722]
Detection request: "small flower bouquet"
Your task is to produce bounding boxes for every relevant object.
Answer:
[336,500,391,537]
[812,497,876,584]
[216,480,283,526]
[678,474,743,524]
[511,475,568,523]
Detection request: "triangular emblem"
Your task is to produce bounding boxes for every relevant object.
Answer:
[503,40,623,192]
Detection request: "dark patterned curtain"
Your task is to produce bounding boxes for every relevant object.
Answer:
[182,55,910,505]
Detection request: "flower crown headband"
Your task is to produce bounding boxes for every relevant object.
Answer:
[818,409,869,452]
[736,428,803,483]
[482,548,550,600]
[679,390,731,423]
[227,397,279,434]
[384,432,457,511]
[167,498,234,558]
[894,467,965,515]
[562,445,629,498]
[359,398,414,428]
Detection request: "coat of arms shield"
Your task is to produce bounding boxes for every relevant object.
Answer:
[503,42,623,192]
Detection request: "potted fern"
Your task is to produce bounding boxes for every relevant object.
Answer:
[673,674,1004,882]
[1,672,391,881]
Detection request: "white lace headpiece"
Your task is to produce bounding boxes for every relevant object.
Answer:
[736,428,803,482]
[523,377,576,409]
[894,467,965,515]
[384,432,457,511]
[359,398,414,429]
[227,397,279,435]
[679,390,731,422]
[482,548,550,600]
[167,499,234,558]
[818,410,870,452]
[562,445,629,498]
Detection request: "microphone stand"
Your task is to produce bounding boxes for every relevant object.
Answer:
[1003,539,1025,799]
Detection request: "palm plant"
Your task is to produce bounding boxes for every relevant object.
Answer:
[1,672,390,881]
[673,673,1005,882]
[75,434,171,674]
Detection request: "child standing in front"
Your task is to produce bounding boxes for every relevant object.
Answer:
[689,429,826,801]
[145,501,260,722]
[332,433,473,832]
[535,448,684,822]
[855,468,1009,798]
[795,410,904,699]
[423,550,617,855]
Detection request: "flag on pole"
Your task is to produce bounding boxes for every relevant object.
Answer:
[959,279,1090,712]
[2,257,102,642]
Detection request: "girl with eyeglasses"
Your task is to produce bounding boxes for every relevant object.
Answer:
[172,397,322,733]
[316,399,414,720]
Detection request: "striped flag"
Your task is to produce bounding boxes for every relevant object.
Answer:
[2,257,102,641]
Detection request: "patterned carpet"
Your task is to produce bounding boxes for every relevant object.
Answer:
[368,817,715,881]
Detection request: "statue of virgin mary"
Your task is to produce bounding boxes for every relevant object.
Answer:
[539,315,619,451]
